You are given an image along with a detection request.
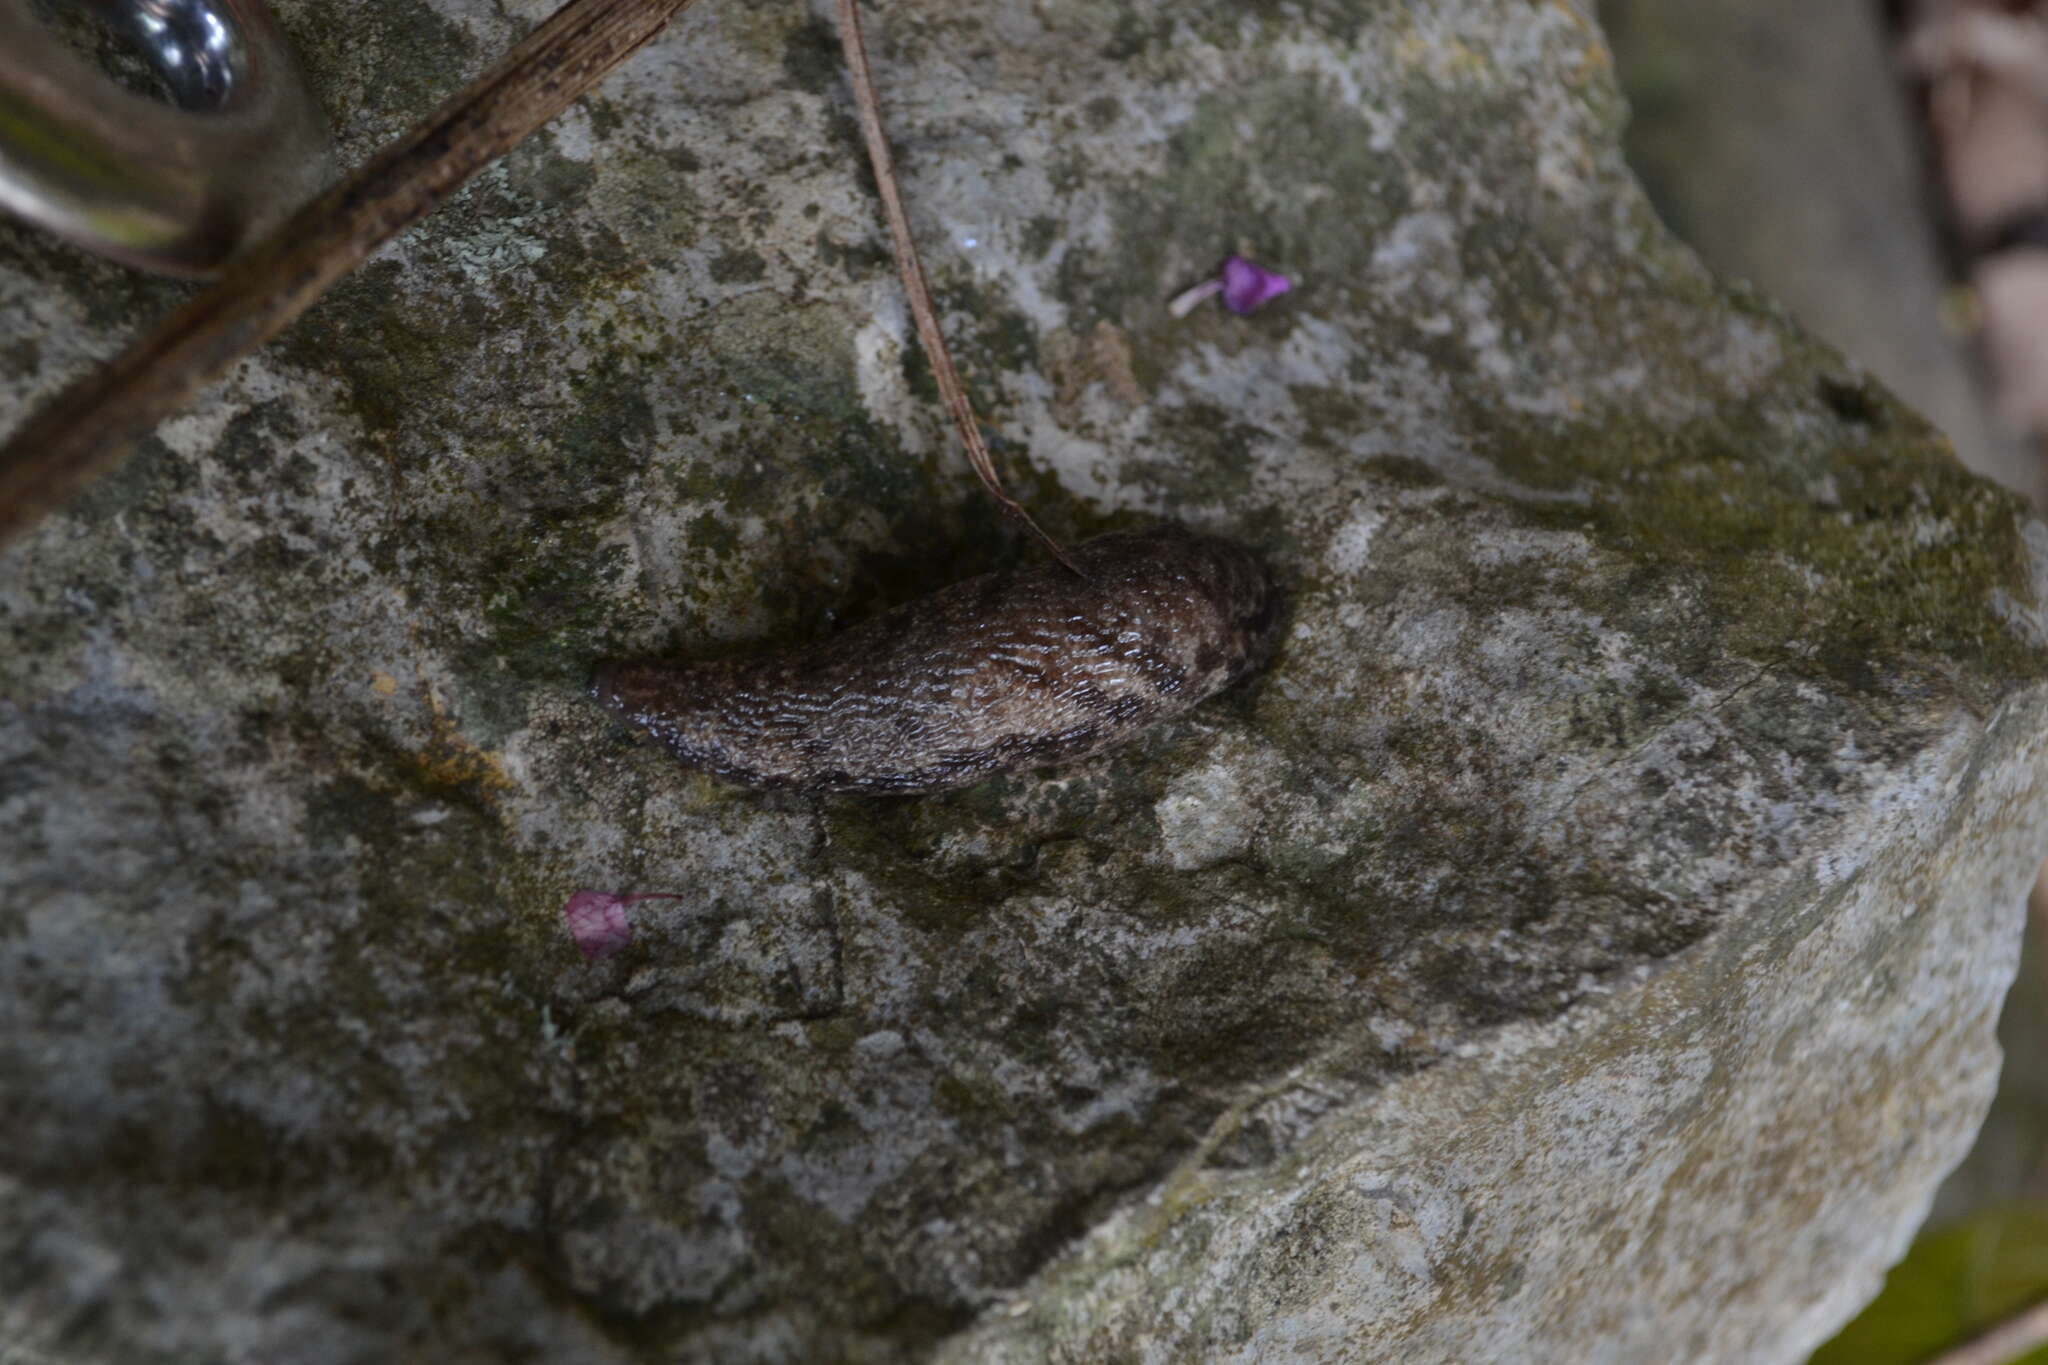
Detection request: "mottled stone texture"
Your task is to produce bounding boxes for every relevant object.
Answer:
[1,1,2044,1362]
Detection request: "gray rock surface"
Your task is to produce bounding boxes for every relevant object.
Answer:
[2,1,2045,1362]
[1602,0,2048,1248]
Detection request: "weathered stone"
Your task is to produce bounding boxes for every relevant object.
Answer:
[1,1,2043,1362]
[1602,0,2048,1244]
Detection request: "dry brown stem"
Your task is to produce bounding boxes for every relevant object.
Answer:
[831,0,1078,573]
[1924,1293,2048,1365]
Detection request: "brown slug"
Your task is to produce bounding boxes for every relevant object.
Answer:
[589,524,1280,795]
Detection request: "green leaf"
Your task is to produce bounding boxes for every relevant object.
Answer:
[1810,1205,2048,1365]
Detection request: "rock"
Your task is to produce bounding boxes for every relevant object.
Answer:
[1,1,2044,1361]
[1604,0,2048,1240]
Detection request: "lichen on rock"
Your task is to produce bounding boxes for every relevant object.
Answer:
[2,1,2045,1362]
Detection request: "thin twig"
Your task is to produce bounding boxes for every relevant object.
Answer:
[1924,1293,2048,1365]
[831,0,1079,574]
[0,0,702,548]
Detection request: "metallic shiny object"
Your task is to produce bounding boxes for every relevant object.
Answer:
[0,0,332,275]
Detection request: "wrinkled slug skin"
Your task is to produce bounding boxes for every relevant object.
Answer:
[589,525,1281,795]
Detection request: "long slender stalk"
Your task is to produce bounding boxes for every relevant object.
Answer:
[1925,1294,2048,1365]
[832,0,1078,573]
[0,0,702,547]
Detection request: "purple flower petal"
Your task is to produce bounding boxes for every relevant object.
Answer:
[1218,255,1292,315]
[563,890,682,961]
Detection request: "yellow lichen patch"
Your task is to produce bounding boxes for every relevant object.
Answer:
[1393,29,1492,84]
[413,689,519,802]
[1548,0,1615,83]
[1042,321,1147,426]
[1090,323,1146,407]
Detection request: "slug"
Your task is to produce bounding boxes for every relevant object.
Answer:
[589,524,1280,795]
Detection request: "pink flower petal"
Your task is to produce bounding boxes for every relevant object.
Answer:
[563,890,682,961]
[1218,255,1292,315]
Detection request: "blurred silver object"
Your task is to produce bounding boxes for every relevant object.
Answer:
[0,0,332,275]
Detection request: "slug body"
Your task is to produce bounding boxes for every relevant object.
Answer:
[590,525,1279,795]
